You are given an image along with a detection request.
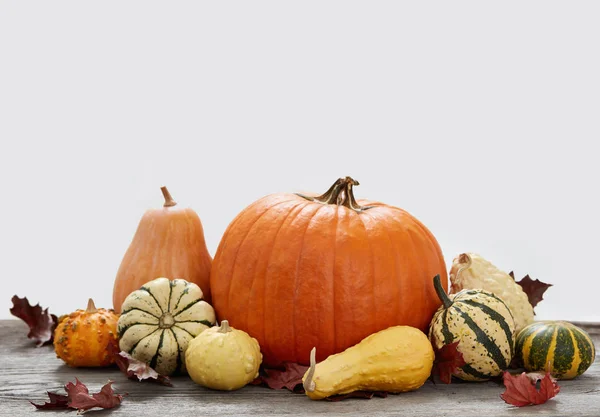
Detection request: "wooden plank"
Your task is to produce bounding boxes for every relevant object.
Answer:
[0,320,598,416]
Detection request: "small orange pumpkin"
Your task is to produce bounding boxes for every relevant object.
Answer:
[113,186,212,312]
[210,176,447,366]
[54,299,119,367]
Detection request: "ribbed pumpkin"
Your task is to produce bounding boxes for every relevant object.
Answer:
[210,177,447,366]
[113,186,212,312]
[429,275,515,381]
[117,277,216,375]
[515,321,596,379]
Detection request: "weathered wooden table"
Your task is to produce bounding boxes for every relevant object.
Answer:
[1,320,599,416]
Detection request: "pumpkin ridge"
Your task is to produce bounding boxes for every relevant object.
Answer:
[356,211,376,336]
[226,199,295,326]
[392,213,440,323]
[173,299,201,318]
[460,299,514,358]
[292,204,326,362]
[381,212,421,328]
[452,305,508,370]
[254,202,307,363]
[331,206,342,353]
[130,328,160,355]
[149,329,165,369]
[363,209,401,333]
[140,286,165,315]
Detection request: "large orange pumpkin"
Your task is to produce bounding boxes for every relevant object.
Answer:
[210,177,447,366]
[113,186,212,312]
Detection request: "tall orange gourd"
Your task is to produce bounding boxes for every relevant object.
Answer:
[113,187,212,312]
[210,177,447,366]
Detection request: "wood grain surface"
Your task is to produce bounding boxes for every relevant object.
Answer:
[1,320,598,416]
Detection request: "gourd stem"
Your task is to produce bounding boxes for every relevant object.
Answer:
[302,347,317,393]
[296,177,372,212]
[455,253,473,282]
[86,298,98,314]
[161,186,177,207]
[433,275,453,309]
[218,320,232,333]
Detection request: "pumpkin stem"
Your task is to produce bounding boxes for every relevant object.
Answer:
[161,186,177,207]
[218,320,232,333]
[303,347,317,393]
[296,177,372,212]
[86,298,98,314]
[433,275,453,309]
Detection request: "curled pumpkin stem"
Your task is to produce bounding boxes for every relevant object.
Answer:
[303,347,317,393]
[296,177,372,212]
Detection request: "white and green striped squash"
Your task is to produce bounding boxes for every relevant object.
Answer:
[117,277,216,376]
[429,274,516,381]
[515,321,596,379]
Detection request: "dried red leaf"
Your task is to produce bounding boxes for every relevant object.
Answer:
[516,275,552,309]
[501,371,560,407]
[253,362,309,392]
[432,341,467,384]
[108,343,172,386]
[65,379,123,412]
[10,295,58,347]
[30,379,124,412]
[326,391,388,402]
[30,392,69,410]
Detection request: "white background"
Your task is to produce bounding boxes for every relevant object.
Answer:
[1,2,598,321]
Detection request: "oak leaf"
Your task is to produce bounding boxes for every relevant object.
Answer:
[10,295,58,347]
[30,379,124,412]
[65,379,123,412]
[30,392,69,410]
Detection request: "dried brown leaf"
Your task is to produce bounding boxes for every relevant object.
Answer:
[10,295,57,346]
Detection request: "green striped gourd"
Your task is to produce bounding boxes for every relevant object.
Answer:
[117,277,216,375]
[429,275,516,381]
[515,321,596,379]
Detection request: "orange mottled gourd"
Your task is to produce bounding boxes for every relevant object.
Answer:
[210,177,447,366]
[54,299,119,367]
[113,186,212,312]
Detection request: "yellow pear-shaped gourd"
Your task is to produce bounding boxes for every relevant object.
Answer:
[185,320,262,391]
[302,326,434,400]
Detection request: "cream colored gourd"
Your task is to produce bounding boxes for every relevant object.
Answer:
[450,253,533,333]
[186,320,262,391]
[118,277,216,376]
[302,326,434,400]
